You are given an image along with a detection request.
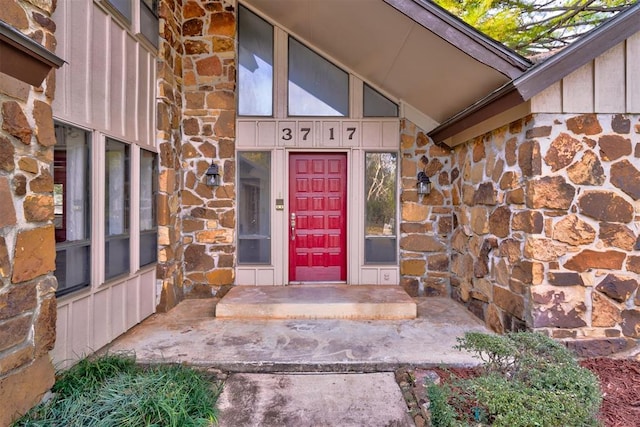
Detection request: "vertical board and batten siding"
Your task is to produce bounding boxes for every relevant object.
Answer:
[51,1,157,368]
[531,34,640,113]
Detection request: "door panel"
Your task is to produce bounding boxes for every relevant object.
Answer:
[289,153,347,282]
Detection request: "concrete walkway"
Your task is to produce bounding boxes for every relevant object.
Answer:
[106,297,489,426]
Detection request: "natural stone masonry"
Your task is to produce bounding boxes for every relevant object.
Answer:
[450,113,640,355]
[0,1,58,424]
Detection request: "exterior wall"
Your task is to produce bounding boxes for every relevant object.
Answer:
[451,113,640,356]
[399,119,453,296]
[50,1,158,368]
[0,1,58,424]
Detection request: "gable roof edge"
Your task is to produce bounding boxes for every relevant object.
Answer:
[384,0,532,79]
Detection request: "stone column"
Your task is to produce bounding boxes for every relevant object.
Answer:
[0,0,58,424]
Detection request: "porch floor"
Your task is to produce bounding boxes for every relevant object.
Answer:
[215,284,417,320]
[105,296,490,372]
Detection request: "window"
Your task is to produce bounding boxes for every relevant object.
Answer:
[104,0,132,23]
[140,0,159,48]
[238,5,274,116]
[238,152,271,264]
[364,83,398,117]
[105,138,130,279]
[364,153,397,264]
[140,150,157,266]
[54,124,91,296]
[288,37,349,116]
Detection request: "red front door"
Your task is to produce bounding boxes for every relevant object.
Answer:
[289,153,347,282]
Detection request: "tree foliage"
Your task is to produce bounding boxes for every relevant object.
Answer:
[434,0,638,56]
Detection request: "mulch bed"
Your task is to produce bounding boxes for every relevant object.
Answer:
[397,358,640,427]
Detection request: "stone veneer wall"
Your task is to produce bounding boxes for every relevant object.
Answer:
[157,0,236,309]
[399,119,453,296]
[0,1,58,424]
[451,113,640,356]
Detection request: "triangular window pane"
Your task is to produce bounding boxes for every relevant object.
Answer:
[363,83,398,117]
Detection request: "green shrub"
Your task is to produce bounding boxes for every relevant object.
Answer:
[428,332,602,427]
[14,354,221,427]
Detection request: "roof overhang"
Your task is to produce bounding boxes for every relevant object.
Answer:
[0,19,64,87]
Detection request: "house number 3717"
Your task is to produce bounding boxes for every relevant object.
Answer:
[280,126,357,142]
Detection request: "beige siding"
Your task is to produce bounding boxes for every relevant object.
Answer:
[531,36,639,113]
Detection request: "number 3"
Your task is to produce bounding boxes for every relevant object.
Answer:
[282,128,292,141]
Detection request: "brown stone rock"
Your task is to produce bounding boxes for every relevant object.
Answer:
[506,188,524,204]
[547,272,584,287]
[401,223,428,234]
[0,355,55,427]
[511,210,543,233]
[470,206,489,234]
[596,274,638,303]
[531,286,587,328]
[621,310,640,338]
[567,150,605,185]
[1,2,29,29]
[427,253,449,272]
[553,214,596,245]
[184,245,215,271]
[610,159,640,200]
[599,223,636,250]
[35,296,56,356]
[402,203,428,222]
[578,191,633,223]
[592,292,622,327]
[196,56,222,76]
[207,91,235,111]
[12,226,55,283]
[505,137,517,166]
[401,278,419,297]
[473,182,496,205]
[566,338,634,358]
[400,235,445,252]
[566,114,602,135]
[0,283,37,321]
[0,237,9,278]
[183,19,204,37]
[205,268,234,285]
[0,177,17,228]
[518,140,541,177]
[526,176,575,210]
[214,110,235,138]
[401,259,426,276]
[184,0,205,18]
[544,133,582,172]
[499,239,521,263]
[208,12,235,37]
[486,304,504,334]
[599,135,631,161]
[491,158,504,183]
[612,114,631,134]
[526,126,552,138]
[18,157,38,174]
[0,136,15,171]
[184,39,209,55]
[563,249,625,272]
[627,256,640,274]
[29,169,53,192]
[33,101,55,147]
[494,286,524,318]
[0,314,31,352]
[499,171,518,190]
[524,237,566,262]
[183,118,199,136]
[512,260,534,284]
[472,138,485,162]
[213,37,234,52]
[24,194,54,222]
[2,101,32,144]
[0,344,34,376]
[488,206,510,238]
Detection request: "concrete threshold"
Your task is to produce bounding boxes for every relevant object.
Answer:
[215,285,417,320]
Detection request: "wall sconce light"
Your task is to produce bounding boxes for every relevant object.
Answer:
[417,171,431,195]
[205,162,221,187]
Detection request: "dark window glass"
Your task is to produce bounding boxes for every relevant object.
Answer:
[140,150,157,267]
[364,83,398,117]
[238,152,271,264]
[364,152,397,264]
[105,139,130,279]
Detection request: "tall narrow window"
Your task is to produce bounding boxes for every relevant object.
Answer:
[54,124,91,296]
[238,152,271,264]
[105,138,130,279]
[238,5,274,116]
[364,83,398,117]
[140,150,157,267]
[288,37,349,116]
[364,152,397,264]
[140,0,159,48]
[104,0,132,23]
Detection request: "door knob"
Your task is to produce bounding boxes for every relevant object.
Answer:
[290,213,296,241]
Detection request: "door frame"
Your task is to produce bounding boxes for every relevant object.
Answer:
[285,149,350,284]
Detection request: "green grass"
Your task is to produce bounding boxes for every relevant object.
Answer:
[13,353,222,427]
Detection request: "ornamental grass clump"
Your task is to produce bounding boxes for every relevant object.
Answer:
[427,331,602,427]
[13,353,221,427]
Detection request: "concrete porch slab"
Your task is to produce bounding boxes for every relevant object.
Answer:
[215,285,417,320]
[105,297,490,372]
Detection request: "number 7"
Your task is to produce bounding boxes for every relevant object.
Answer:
[301,127,311,141]
[347,127,356,140]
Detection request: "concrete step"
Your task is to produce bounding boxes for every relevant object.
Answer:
[215,285,417,320]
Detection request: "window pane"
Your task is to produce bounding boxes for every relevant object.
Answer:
[105,139,130,279]
[238,5,273,116]
[140,0,159,48]
[364,83,398,117]
[365,153,397,264]
[140,150,157,266]
[54,124,91,295]
[288,37,348,116]
[238,152,271,264]
[105,0,132,22]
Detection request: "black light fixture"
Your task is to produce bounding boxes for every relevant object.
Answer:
[417,171,431,196]
[205,162,220,187]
